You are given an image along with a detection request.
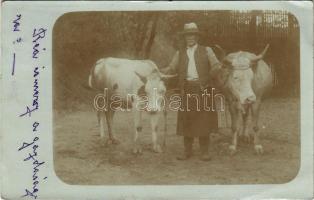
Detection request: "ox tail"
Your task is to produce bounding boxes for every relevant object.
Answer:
[83,61,100,91]
[82,82,92,90]
[81,74,94,91]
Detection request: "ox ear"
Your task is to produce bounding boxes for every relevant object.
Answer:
[251,44,270,63]
[134,71,147,84]
[222,58,232,69]
[152,68,159,74]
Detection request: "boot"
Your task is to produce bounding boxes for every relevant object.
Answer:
[177,137,193,161]
[199,136,211,162]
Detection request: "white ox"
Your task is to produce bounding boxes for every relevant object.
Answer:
[88,57,173,154]
[213,44,273,155]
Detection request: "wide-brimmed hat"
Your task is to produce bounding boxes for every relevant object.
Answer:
[179,22,200,35]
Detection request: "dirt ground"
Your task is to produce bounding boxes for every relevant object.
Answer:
[53,97,300,185]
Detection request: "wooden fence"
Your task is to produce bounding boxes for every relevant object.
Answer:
[203,10,300,96]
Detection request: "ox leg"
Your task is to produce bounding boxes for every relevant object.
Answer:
[99,111,106,139]
[252,100,263,154]
[242,107,252,144]
[229,105,242,155]
[162,110,167,148]
[97,111,101,125]
[133,110,143,155]
[150,113,162,153]
[105,110,120,145]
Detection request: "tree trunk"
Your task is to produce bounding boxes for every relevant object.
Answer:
[138,13,159,59]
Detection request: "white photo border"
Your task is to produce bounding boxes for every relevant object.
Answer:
[1,1,313,199]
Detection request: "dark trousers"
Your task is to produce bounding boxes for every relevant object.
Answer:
[184,136,209,154]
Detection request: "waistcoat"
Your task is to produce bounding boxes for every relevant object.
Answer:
[178,45,212,90]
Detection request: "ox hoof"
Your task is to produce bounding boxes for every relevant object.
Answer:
[153,145,163,153]
[133,146,142,155]
[106,138,120,145]
[254,145,264,155]
[229,145,237,156]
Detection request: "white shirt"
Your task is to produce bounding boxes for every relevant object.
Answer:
[163,45,221,79]
[186,44,199,80]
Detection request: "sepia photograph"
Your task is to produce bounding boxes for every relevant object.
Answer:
[52,10,300,185]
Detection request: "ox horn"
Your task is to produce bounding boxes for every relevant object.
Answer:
[251,44,270,62]
[134,71,147,83]
[159,73,178,79]
[215,44,226,62]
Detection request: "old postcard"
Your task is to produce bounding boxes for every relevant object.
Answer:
[1,1,313,199]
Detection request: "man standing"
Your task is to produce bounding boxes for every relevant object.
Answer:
[162,22,221,161]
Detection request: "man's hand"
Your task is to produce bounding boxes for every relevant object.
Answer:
[160,51,179,75]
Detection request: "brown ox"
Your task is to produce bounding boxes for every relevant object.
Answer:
[212,44,273,155]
